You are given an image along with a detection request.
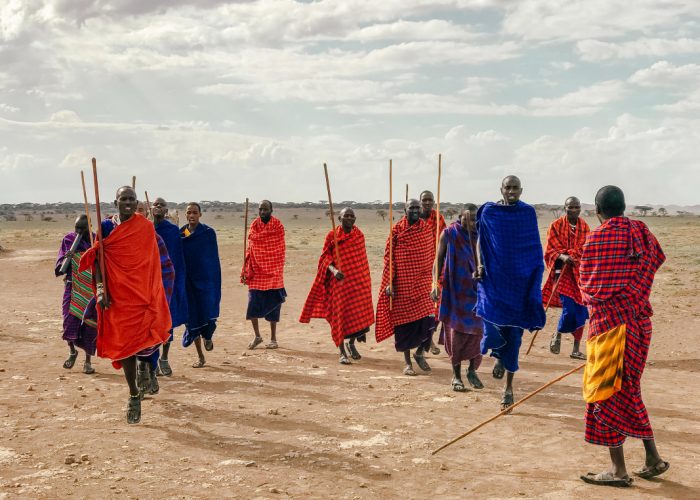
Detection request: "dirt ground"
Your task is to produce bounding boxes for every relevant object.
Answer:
[1,208,699,499]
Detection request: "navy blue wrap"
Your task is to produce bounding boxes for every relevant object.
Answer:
[156,219,188,329]
[475,201,546,331]
[180,223,222,332]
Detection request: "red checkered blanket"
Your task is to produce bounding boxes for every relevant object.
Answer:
[542,216,591,307]
[299,226,374,346]
[241,216,286,290]
[375,217,435,342]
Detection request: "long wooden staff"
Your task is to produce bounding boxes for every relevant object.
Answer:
[405,183,409,203]
[243,197,249,262]
[388,159,394,310]
[433,153,442,286]
[132,175,136,189]
[144,190,152,220]
[432,362,585,455]
[80,170,94,245]
[525,261,570,355]
[323,163,342,268]
[92,158,109,305]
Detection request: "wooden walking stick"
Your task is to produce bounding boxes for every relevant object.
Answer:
[434,154,442,265]
[243,197,249,261]
[132,175,136,189]
[80,170,94,246]
[405,183,409,203]
[432,362,586,455]
[92,158,109,306]
[144,190,152,219]
[525,261,570,355]
[388,159,394,310]
[323,163,342,268]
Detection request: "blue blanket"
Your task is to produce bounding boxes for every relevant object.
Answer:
[156,219,188,328]
[475,201,546,331]
[180,223,221,331]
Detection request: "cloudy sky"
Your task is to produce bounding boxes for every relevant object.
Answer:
[2,0,699,205]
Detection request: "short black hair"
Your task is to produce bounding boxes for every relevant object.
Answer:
[595,186,625,218]
[115,185,135,198]
[260,199,273,210]
[186,202,202,213]
[463,203,478,213]
[501,175,521,187]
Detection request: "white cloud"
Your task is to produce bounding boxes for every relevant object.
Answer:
[347,19,480,42]
[629,61,700,88]
[0,103,19,113]
[511,114,700,203]
[503,0,697,41]
[49,109,82,123]
[655,89,700,114]
[528,81,626,116]
[2,1,698,206]
[577,37,700,61]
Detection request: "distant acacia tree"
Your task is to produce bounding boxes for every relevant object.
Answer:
[443,207,459,219]
[550,206,564,217]
[376,209,387,221]
[657,207,667,216]
[635,205,653,216]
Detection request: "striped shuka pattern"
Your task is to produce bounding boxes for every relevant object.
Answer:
[69,252,97,328]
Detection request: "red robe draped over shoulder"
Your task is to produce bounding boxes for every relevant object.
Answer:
[299,226,374,346]
[79,214,171,363]
[375,217,434,343]
[541,215,591,307]
[241,216,286,290]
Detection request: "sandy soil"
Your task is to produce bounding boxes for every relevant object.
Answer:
[1,208,699,499]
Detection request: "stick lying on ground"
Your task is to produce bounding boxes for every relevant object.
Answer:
[432,362,585,455]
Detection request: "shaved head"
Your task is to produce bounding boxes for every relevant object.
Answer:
[115,185,136,200]
[595,186,625,219]
[501,175,521,188]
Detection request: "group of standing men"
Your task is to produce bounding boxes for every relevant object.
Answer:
[55,177,670,487]
[299,177,669,486]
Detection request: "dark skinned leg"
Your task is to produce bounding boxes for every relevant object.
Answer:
[609,446,628,478]
[347,337,361,360]
[270,321,277,343]
[122,356,139,397]
[339,343,351,364]
[251,318,262,339]
[466,359,484,389]
[403,351,416,375]
[63,342,78,369]
[452,363,462,380]
[162,341,171,360]
[82,353,95,374]
[501,371,515,411]
[642,439,663,468]
[122,356,141,424]
[193,337,206,366]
